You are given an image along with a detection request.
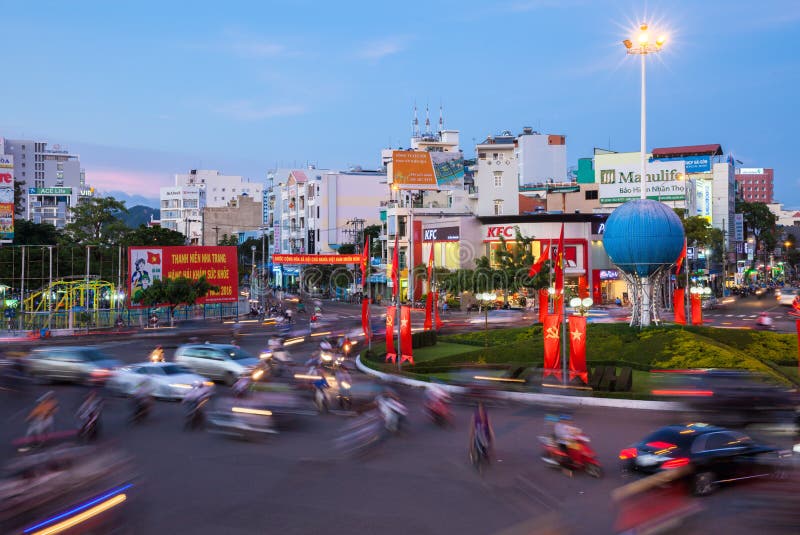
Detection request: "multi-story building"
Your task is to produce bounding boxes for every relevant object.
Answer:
[1,138,91,228]
[202,194,263,245]
[266,167,387,287]
[173,169,263,208]
[735,167,774,203]
[159,183,205,245]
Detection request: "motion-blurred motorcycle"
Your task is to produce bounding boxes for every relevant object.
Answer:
[539,434,602,478]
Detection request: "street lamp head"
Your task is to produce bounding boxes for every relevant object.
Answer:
[656,35,667,47]
[640,23,648,31]
[569,297,582,308]
[581,297,594,308]
[638,32,649,45]
[622,39,633,49]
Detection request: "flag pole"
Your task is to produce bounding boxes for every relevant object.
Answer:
[562,283,568,386]
[367,237,372,352]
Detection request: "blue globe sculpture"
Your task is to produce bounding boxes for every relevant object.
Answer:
[603,199,685,278]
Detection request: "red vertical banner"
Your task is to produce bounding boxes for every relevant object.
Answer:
[568,315,588,384]
[434,291,444,330]
[542,314,562,380]
[400,305,414,365]
[391,235,399,299]
[424,293,433,330]
[690,294,703,325]
[538,288,549,324]
[361,298,371,341]
[673,288,686,325]
[413,220,423,299]
[385,306,396,363]
[578,276,588,299]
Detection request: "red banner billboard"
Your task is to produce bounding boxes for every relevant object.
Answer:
[272,254,361,264]
[128,246,238,306]
[568,315,588,384]
[543,314,562,380]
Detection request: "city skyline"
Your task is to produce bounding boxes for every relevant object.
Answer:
[2,0,799,205]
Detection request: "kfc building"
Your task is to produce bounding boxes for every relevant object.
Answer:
[422,217,482,271]
[478,214,620,303]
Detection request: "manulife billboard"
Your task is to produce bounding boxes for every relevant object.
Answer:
[597,160,687,204]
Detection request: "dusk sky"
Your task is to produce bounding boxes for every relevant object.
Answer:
[2,1,798,206]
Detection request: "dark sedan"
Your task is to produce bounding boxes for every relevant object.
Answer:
[619,423,784,496]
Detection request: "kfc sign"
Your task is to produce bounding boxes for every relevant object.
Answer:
[423,226,460,242]
[485,226,516,239]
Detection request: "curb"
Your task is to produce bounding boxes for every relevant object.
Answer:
[355,355,683,412]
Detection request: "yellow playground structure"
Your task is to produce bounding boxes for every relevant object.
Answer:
[23,278,120,313]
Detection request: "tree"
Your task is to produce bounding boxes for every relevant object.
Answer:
[737,201,778,269]
[121,225,186,246]
[218,234,239,246]
[63,196,128,246]
[132,275,219,326]
[12,219,59,245]
[337,244,356,254]
[493,230,551,304]
[13,179,26,216]
[363,224,382,257]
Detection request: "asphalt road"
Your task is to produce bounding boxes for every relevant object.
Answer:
[1,307,798,534]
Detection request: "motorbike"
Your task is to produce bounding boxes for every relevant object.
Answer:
[336,378,353,410]
[185,397,208,430]
[425,398,452,427]
[77,403,101,442]
[378,397,408,434]
[149,349,165,363]
[233,376,252,397]
[470,433,490,473]
[539,434,602,478]
[130,395,152,424]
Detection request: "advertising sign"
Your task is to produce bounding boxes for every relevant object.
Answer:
[738,168,764,175]
[128,246,238,306]
[28,187,72,195]
[598,160,687,204]
[695,179,712,220]
[0,155,14,243]
[653,155,711,174]
[422,226,460,242]
[599,269,619,280]
[430,152,465,189]
[734,213,744,242]
[391,151,437,190]
[272,254,361,264]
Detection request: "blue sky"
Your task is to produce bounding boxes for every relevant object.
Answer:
[2,0,799,206]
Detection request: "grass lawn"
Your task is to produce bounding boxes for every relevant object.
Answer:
[411,342,483,363]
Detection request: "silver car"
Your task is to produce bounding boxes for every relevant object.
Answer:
[173,344,260,385]
[26,346,121,385]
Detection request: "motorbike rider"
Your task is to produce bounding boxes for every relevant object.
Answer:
[150,345,165,362]
[26,391,58,438]
[554,414,583,465]
[756,312,774,328]
[425,384,451,419]
[470,402,494,459]
[183,381,211,415]
[131,377,154,421]
[77,389,103,436]
[376,390,406,433]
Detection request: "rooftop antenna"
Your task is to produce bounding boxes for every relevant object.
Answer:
[413,102,419,138]
[439,102,444,132]
[425,103,431,135]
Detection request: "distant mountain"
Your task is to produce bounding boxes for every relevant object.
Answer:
[117,205,160,228]
[100,190,160,209]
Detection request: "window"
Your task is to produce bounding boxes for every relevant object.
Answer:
[478,152,486,160]
[316,229,320,242]
[493,171,503,187]
[317,206,320,218]
[585,190,598,200]
[493,200,504,215]
[493,153,499,160]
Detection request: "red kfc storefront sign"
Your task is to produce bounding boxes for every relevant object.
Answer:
[484,225,516,239]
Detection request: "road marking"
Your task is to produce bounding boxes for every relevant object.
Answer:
[721,322,733,325]
[725,314,733,317]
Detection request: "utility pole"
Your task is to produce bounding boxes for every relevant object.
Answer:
[213,226,221,245]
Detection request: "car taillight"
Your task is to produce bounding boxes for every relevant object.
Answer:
[661,457,690,469]
[619,447,638,460]
[91,369,111,377]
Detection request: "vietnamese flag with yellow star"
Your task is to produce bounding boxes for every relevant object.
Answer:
[400,305,414,365]
[542,314,561,380]
[385,306,396,363]
[568,315,588,384]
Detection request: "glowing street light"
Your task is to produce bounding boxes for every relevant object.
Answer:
[569,297,594,317]
[623,23,667,200]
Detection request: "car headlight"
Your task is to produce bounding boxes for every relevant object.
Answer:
[259,351,273,360]
[252,369,265,381]
[341,381,351,389]
[320,353,332,362]
[169,383,193,390]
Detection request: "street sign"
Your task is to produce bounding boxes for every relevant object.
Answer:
[686,246,695,260]
[4,308,16,319]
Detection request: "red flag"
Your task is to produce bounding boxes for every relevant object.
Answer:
[554,224,565,296]
[147,251,161,264]
[578,276,588,299]
[690,293,703,325]
[361,298,371,340]
[568,315,588,384]
[391,234,399,299]
[360,236,370,287]
[400,305,414,365]
[673,288,686,325]
[434,291,444,330]
[424,292,433,330]
[385,306,396,363]
[528,244,549,277]
[675,241,686,274]
[542,314,562,380]
[538,288,549,324]
[424,245,434,330]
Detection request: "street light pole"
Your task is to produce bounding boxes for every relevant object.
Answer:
[623,24,666,201]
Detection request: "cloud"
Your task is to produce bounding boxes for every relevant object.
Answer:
[213,100,307,121]
[84,166,171,197]
[357,36,411,60]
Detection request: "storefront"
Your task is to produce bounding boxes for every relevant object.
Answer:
[592,268,627,305]
[422,225,462,270]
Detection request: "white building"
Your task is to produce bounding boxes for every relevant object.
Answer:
[159,185,205,244]
[517,128,567,186]
[1,138,91,228]
[173,169,263,208]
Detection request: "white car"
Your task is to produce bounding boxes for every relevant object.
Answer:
[107,362,214,400]
[778,288,797,306]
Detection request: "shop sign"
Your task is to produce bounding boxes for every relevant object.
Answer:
[485,225,516,239]
[599,269,619,280]
[423,226,460,242]
[591,220,606,235]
